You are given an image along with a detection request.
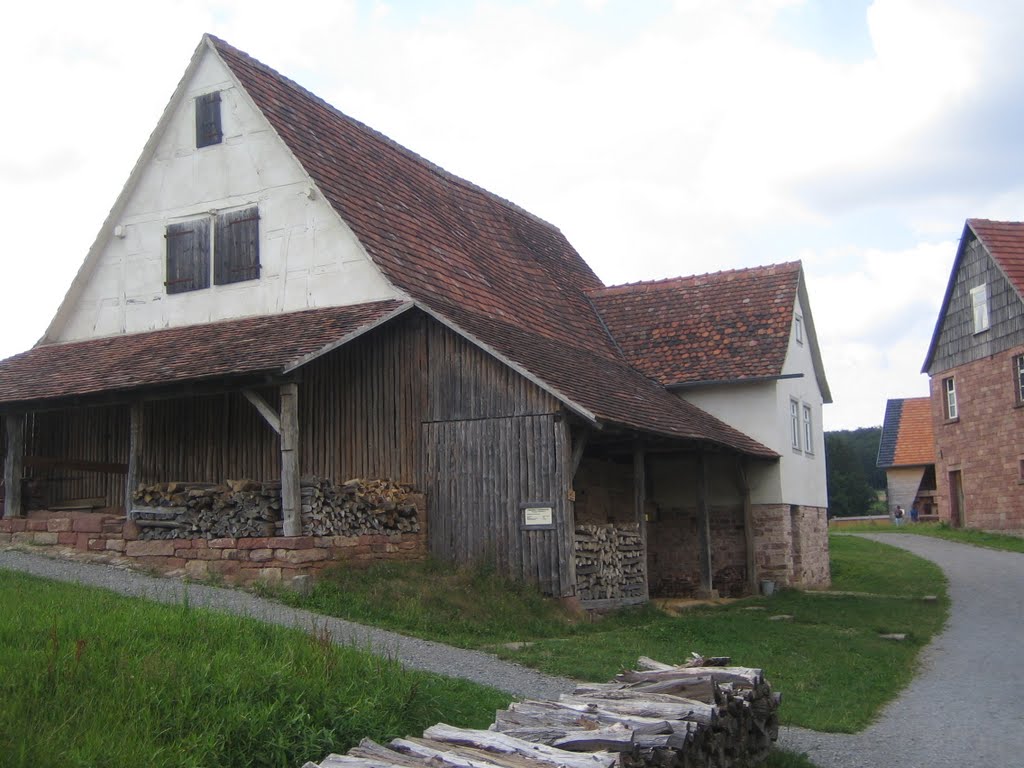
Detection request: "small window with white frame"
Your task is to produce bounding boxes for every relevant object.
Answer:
[971,284,989,333]
[795,314,804,345]
[802,403,814,455]
[1014,354,1024,405]
[944,377,958,420]
[790,398,801,451]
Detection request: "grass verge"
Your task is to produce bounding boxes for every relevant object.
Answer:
[0,570,510,768]
[275,535,948,733]
[832,521,1024,553]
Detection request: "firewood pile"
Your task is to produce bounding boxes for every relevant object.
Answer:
[305,654,780,768]
[131,477,421,540]
[575,524,646,602]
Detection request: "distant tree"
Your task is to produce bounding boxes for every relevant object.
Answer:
[825,428,884,517]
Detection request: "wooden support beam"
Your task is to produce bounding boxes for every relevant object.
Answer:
[559,416,577,598]
[24,456,129,474]
[696,452,713,595]
[279,382,301,537]
[569,428,589,480]
[125,402,143,517]
[4,413,25,519]
[736,459,758,595]
[633,440,649,600]
[242,389,281,435]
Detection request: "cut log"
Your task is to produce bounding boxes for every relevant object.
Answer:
[421,724,616,768]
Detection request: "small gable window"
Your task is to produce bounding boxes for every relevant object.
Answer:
[795,314,804,345]
[195,91,223,148]
[944,377,958,420]
[971,284,989,333]
[165,218,211,294]
[214,207,261,285]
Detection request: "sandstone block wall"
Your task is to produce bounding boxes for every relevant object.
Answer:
[0,510,426,586]
[931,346,1024,530]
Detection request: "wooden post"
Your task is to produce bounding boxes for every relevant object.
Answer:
[279,382,301,537]
[124,402,143,517]
[559,416,577,598]
[633,440,649,600]
[3,413,25,519]
[737,458,758,595]
[696,451,713,595]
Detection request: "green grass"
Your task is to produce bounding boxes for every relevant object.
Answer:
[0,570,510,768]
[275,535,948,733]
[834,521,1024,553]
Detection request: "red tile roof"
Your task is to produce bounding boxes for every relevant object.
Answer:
[877,397,934,468]
[0,301,408,405]
[892,398,935,466]
[208,36,776,457]
[967,219,1024,297]
[590,263,800,386]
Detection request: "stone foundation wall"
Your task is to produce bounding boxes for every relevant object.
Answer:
[0,510,426,586]
[646,505,748,598]
[751,504,829,589]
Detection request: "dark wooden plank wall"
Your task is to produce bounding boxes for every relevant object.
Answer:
[424,322,572,595]
[27,405,130,506]
[424,413,572,595]
[300,312,426,484]
[425,321,560,421]
[929,236,1024,374]
[140,392,279,485]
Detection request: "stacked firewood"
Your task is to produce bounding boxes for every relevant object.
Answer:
[575,524,646,601]
[296,477,422,537]
[131,478,420,540]
[306,655,779,768]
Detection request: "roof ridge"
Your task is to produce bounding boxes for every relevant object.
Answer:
[205,34,568,238]
[592,261,801,295]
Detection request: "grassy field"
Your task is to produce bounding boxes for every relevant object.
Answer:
[832,521,1024,553]
[275,535,948,733]
[0,570,510,768]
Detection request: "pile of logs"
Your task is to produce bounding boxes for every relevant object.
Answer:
[300,478,421,537]
[575,524,646,602]
[305,655,779,768]
[131,478,420,540]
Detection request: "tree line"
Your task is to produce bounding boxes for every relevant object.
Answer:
[825,427,887,517]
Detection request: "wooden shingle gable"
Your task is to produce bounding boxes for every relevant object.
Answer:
[922,219,1024,375]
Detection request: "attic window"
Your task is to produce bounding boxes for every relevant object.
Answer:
[165,206,259,294]
[195,91,222,148]
[795,314,804,345]
[214,207,261,285]
[165,219,211,294]
[971,284,989,333]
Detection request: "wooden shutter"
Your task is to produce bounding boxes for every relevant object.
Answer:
[214,207,260,285]
[195,92,222,148]
[165,219,210,294]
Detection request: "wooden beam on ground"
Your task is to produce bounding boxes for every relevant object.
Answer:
[279,382,301,536]
[736,458,758,595]
[125,402,143,517]
[696,452,713,595]
[242,388,282,435]
[633,440,649,600]
[4,413,25,519]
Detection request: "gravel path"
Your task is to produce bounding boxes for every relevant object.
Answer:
[779,533,1024,767]
[0,549,574,701]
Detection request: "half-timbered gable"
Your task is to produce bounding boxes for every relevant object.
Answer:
[922,219,1024,530]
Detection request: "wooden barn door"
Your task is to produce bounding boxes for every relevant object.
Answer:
[423,413,572,595]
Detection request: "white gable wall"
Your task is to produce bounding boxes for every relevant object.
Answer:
[50,46,398,343]
[676,295,828,508]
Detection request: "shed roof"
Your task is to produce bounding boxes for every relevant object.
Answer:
[877,397,935,469]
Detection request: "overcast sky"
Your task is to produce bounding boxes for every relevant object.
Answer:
[2,0,1022,430]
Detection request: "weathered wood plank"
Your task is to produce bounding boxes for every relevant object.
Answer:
[4,413,25,518]
[280,382,301,537]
